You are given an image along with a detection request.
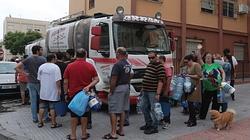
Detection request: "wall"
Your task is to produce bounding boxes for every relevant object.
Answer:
[86,0,131,15]
[136,0,181,23]
[186,0,218,28]
[69,0,85,15]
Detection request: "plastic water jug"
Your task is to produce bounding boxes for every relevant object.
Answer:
[221,82,235,94]
[154,103,164,121]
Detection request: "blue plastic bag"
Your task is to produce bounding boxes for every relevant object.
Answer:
[68,91,89,116]
[55,101,67,116]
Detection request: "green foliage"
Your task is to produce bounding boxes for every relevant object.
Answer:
[3,31,42,55]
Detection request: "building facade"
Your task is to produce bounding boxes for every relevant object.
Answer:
[69,0,250,78]
[2,17,49,60]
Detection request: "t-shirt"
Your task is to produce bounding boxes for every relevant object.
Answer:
[22,55,46,83]
[64,58,98,97]
[55,61,67,93]
[142,62,166,92]
[17,72,28,83]
[202,63,222,91]
[111,59,132,86]
[232,56,238,66]
[37,63,61,101]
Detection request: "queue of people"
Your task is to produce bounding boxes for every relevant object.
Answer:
[14,44,237,139]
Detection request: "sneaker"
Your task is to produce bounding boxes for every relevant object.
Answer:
[187,121,197,127]
[162,123,170,129]
[140,125,151,130]
[144,128,158,135]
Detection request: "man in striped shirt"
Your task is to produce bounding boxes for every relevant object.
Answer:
[140,51,166,135]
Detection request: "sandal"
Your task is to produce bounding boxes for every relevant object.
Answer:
[51,123,62,128]
[102,133,118,139]
[81,133,90,140]
[37,122,44,128]
[66,134,76,140]
[116,130,125,136]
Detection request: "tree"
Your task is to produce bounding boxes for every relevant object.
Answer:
[3,31,42,55]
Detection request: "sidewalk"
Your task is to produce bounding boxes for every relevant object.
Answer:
[1,83,250,140]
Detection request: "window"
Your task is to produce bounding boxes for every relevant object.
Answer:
[113,23,170,55]
[201,0,215,14]
[223,0,236,18]
[89,0,95,9]
[99,23,110,51]
[186,39,202,55]
[234,43,246,61]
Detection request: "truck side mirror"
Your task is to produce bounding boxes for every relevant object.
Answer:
[91,36,100,50]
[169,32,176,52]
[91,26,102,36]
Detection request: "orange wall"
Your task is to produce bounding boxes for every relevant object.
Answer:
[136,0,181,23]
[86,0,131,15]
[69,0,85,15]
[223,0,248,33]
[186,0,218,28]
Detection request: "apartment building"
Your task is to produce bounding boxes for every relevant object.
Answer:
[69,0,250,77]
[2,17,49,60]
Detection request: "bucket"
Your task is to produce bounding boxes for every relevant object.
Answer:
[221,82,235,94]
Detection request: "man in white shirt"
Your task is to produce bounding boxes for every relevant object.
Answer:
[37,54,62,128]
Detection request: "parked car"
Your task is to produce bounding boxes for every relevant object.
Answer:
[0,61,20,95]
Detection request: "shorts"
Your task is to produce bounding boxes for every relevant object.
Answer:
[68,96,90,118]
[39,100,56,110]
[19,82,27,92]
[108,84,130,113]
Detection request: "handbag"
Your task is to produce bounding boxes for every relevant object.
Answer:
[68,90,89,116]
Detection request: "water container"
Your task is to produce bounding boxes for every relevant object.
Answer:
[184,77,192,93]
[154,103,164,121]
[172,76,185,101]
[221,82,235,94]
[88,95,102,111]
[136,95,143,114]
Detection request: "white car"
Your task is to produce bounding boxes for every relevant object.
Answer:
[0,61,20,95]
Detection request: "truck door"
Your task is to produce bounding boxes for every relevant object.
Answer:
[90,22,111,58]
[89,21,114,86]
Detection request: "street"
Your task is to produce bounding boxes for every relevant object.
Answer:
[0,83,250,140]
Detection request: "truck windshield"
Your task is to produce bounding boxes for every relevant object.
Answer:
[113,22,170,54]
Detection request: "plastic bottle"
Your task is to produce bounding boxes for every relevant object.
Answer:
[136,96,143,114]
[154,103,164,121]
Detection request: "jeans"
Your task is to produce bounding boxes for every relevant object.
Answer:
[27,83,48,121]
[159,101,170,123]
[141,91,158,128]
[27,83,40,121]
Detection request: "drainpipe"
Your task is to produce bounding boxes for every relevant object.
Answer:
[181,0,187,58]
[248,0,250,63]
[131,0,136,15]
[218,0,223,53]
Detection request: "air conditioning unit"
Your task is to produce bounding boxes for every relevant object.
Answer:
[201,0,215,11]
[238,4,249,14]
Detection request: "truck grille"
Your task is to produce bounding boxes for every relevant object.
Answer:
[133,69,145,79]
